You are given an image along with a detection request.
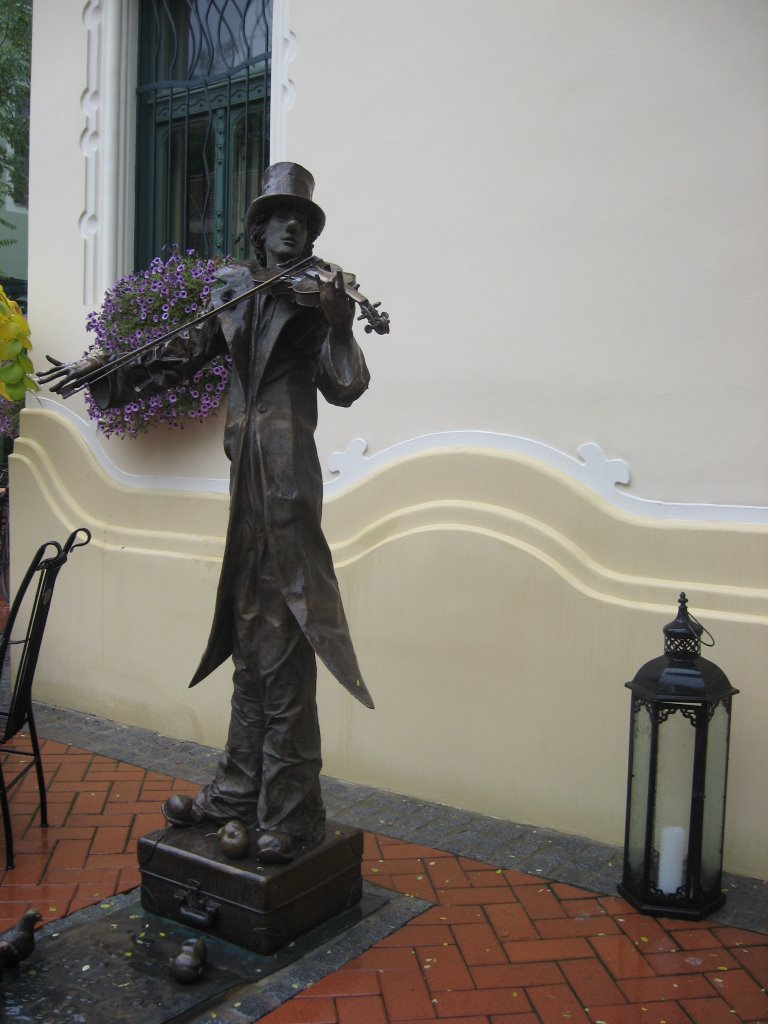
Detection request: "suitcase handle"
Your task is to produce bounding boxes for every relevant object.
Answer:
[178,903,219,929]
[174,882,220,929]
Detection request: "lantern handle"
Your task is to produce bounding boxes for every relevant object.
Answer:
[687,608,715,648]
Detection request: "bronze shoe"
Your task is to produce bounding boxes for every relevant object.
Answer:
[253,829,297,863]
[162,793,204,827]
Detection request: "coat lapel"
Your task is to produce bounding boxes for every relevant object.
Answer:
[245,295,295,398]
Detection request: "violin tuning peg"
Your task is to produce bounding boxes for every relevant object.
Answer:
[364,324,373,334]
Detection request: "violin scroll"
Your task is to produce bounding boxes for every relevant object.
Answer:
[357,299,390,336]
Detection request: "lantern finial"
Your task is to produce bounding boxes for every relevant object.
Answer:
[663,592,702,658]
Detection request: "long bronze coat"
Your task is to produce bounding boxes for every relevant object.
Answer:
[94,263,373,708]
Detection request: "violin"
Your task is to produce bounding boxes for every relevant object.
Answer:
[251,260,390,336]
[40,254,390,399]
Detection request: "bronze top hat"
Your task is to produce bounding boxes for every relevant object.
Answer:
[245,162,326,240]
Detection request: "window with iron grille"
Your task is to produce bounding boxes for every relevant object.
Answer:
[136,0,272,267]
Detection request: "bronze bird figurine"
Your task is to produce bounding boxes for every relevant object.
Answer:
[169,937,207,984]
[217,819,250,859]
[0,909,42,968]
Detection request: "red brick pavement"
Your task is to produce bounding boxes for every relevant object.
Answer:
[1,737,767,1023]
[263,839,768,1024]
[0,735,197,928]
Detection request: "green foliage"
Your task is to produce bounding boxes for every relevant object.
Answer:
[0,0,32,210]
[0,283,35,403]
[0,1,33,434]
[0,216,15,246]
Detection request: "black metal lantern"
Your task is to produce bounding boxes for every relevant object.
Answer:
[618,593,738,919]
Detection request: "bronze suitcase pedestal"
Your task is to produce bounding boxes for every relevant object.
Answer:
[138,820,364,955]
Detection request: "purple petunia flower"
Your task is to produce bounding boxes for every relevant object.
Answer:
[83,246,233,438]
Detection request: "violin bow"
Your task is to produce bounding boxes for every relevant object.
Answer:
[55,254,321,399]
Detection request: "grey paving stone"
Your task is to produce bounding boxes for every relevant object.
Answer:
[15,884,427,1024]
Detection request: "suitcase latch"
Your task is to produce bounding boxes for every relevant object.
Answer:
[174,879,220,929]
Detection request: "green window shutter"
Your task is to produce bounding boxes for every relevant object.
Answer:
[135,0,271,267]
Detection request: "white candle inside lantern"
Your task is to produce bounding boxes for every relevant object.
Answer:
[658,825,686,894]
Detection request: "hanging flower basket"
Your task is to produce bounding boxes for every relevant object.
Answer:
[84,248,233,438]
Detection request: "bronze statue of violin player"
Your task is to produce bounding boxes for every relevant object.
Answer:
[39,162,388,864]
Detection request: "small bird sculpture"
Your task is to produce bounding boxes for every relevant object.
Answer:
[169,937,208,984]
[0,909,42,968]
[217,819,250,859]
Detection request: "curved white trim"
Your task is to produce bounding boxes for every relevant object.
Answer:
[33,401,768,523]
[36,398,230,494]
[326,433,768,526]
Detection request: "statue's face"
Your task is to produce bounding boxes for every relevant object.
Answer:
[262,207,309,265]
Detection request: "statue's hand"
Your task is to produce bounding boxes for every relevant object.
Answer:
[210,265,254,309]
[318,269,354,336]
[37,352,104,396]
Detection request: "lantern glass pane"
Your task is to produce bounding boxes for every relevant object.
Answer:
[701,701,730,891]
[626,700,652,883]
[653,705,696,896]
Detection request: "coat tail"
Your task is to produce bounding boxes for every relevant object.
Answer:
[333,672,374,709]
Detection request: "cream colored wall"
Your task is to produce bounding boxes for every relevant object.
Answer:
[10,409,768,878]
[26,0,768,504]
[10,411,232,737]
[15,1,768,881]
[287,0,768,507]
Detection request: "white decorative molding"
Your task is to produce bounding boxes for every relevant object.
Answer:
[33,401,768,524]
[270,0,296,160]
[79,0,137,304]
[103,0,138,285]
[326,432,768,526]
[79,0,103,304]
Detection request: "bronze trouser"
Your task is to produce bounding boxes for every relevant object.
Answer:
[194,497,325,838]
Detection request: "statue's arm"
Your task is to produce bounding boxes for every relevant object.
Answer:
[314,270,370,407]
[88,320,227,410]
[39,266,252,408]
[38,322,227,408]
